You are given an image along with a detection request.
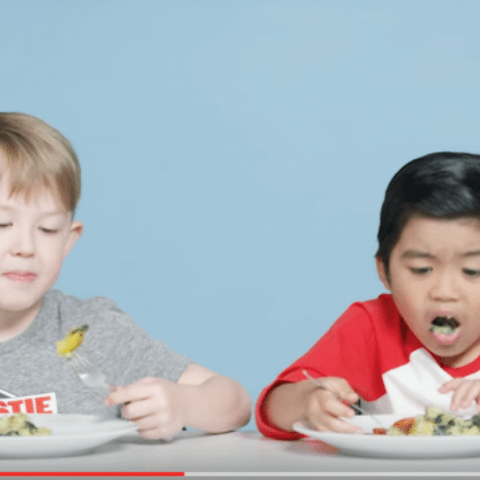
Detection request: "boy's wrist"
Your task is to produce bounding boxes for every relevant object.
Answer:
[265,380,315,432]
[175,383,199,428]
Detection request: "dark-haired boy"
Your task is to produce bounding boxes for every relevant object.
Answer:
[256,152,480,439]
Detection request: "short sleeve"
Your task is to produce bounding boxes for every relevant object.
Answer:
[63,296,194,387]
[255,302,382,440]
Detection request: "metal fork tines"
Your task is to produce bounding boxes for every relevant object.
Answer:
[69,352,111,398]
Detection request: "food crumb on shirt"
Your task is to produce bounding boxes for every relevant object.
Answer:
[56,325,89,359]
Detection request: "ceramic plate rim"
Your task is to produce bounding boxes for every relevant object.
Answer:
[0,413,137,457]
[292,413,480,458]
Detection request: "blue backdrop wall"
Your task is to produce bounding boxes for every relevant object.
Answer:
[2,0,480,429]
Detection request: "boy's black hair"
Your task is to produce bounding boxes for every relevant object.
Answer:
[376,151,480,280]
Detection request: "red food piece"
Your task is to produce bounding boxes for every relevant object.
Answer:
[393,417,415,434]
[373,428,388,435]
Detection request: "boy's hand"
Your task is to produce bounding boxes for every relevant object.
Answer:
[439,378,480,411]
[302,377,362,433]
[104,377,186,440]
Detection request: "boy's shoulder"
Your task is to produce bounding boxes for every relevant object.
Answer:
[331,293,401,333]
[348,293,398,318]
[47,289,119,311]
[323,293,412,357]
[356,292,396,309]
[45,289,136,333]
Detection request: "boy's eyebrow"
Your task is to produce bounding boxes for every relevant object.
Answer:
[401,250,435,259]
[401,249,480,259]
[0,205,65,217]
[460,250,480,258]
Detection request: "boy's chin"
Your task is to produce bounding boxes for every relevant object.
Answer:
[424,336,462,356]
[0,295,43,313]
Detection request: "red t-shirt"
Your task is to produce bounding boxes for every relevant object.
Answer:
[255,294,480,440]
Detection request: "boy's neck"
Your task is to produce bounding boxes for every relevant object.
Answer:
[441,355,463,368]
[0,299,43,342]
[440,343,480,369]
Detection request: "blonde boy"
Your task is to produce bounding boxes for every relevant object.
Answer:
[0,112,250,440]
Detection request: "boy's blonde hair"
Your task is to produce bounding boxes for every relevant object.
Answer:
[0,112,81,215]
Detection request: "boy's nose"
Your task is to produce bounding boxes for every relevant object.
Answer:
[10,231,35,258]
[429,272,459,301]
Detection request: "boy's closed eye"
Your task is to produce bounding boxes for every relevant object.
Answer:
[39,227,60,234]
[409,267,431,275]
[0,224,60,234]
[408,266,480,277]
[463,268,480,277]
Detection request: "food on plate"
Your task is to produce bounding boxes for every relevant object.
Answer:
[56,325,89,358]
[0,413,52,436]
[372,406,480,436]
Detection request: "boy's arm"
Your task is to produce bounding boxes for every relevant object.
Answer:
[176,363,251,432]
[256,301,387,439]
[105,363,251,439]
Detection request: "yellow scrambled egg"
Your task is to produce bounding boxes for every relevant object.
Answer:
[0,413,51,436]
[387,406,480,436]
[56,325,89,358]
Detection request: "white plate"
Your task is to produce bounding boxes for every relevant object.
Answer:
[293,414,480,458]
[0,414,137,458]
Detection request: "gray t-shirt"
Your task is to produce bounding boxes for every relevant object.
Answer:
[0,289,192,418]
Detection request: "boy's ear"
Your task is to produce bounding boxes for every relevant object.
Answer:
[64,220,83,257]
[376,257,391,291]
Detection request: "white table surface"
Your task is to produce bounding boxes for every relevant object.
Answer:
[0,429,479,476]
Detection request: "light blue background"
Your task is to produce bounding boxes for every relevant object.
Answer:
[2,0,480,430]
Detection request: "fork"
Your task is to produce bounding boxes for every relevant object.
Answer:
[69,352,111,398]
[69,352,186,430]
[302,369,389,431]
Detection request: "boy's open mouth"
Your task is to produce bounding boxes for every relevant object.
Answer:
[429,316,461,339]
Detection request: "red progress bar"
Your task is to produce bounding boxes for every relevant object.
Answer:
[0,474,184,477]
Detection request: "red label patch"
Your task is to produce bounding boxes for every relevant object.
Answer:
[0,393,57,414]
